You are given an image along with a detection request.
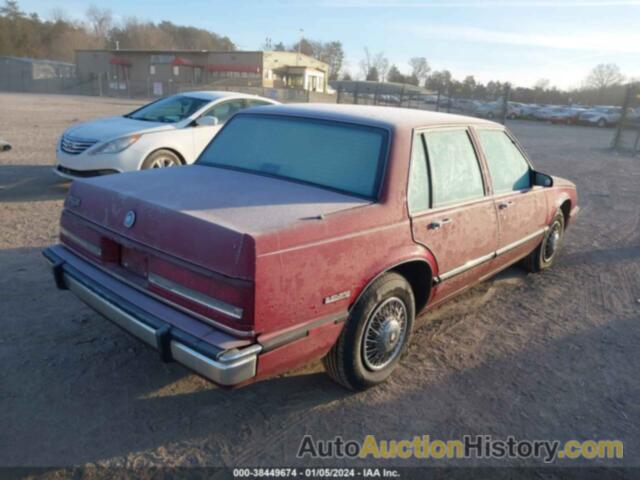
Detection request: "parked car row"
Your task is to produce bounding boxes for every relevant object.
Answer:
[45,95,579,390]
[468,100,640,127]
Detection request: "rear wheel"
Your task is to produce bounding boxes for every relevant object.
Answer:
[323,272,415,391]
[141,149,181,169]
[523,210,565,273]
[597,118,607,128]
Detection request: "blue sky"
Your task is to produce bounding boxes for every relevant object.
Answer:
[20,0,640,89]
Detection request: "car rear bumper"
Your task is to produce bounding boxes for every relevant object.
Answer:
[43,246,261,386]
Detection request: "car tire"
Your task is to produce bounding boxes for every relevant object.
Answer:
[597,118,607,128]
[523,210,565,273]
[141,149,182,169]
[323,272,415,391]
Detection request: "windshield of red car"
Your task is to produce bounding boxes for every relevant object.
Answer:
[197,114,388,199]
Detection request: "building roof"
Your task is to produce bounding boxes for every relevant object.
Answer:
[0,55,74,66]
[76,49,254,54]
[243,103,498,130]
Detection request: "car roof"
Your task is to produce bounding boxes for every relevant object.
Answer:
[241,103,499,130]
[179,90,268,102]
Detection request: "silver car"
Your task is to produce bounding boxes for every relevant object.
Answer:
[578,106,622,127]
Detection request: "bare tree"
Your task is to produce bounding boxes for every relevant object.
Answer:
[86,5,112,42]
[50,7,68,23]
[374,52,389,82]
[409,57,430,86]
[359,48,390,82]
[534,78,550,91]
[586,63,624,91]
[359,47,373,79]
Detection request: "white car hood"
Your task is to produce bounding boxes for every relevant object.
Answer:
[65,116,179,142]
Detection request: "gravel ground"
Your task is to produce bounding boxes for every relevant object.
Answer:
[0,93,638,473]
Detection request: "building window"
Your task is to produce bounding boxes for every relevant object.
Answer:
[150,65,156,75]
[173,66,179,76]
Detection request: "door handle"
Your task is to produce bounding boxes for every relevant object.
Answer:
[428,218,453,230]
[498,201,514,210]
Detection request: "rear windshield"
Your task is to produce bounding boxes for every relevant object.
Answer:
[197,114,388,199]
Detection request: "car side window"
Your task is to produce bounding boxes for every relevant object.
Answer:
[477,129,531,194]
[204,99,248,124]
[408,132,430,214]
[424,129,485,208]
[246,99,272,107]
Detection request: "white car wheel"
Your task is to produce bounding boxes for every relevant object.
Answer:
[142,149,181,170]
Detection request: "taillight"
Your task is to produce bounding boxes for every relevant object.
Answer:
[148,272,244,320]
[147,256,254,329]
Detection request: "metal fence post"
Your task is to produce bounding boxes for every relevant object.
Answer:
[611,83,635,151]
[500,84,511,124]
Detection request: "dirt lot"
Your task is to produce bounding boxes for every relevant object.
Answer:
[1,93,638,472]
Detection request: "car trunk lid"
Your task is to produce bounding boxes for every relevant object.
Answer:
[64,165,369,280]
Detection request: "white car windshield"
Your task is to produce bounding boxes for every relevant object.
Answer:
[197,114,388,199]
[126,95,210,123]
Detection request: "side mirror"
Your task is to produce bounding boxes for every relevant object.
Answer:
[533,171,553,187]
[195,116,219,127]
[0,140,11,152]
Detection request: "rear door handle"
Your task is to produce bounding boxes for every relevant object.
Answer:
[498,201,514,210]
[428,218,453,230]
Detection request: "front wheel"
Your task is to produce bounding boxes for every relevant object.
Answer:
[141,149,182,169]
[597,118,607,128]
[323,272,415,391]
[523,210,565,273]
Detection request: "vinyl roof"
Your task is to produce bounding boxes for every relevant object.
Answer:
[244,103,499,130]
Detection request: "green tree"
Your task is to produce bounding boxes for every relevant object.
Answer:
[386,64,405,83]
[366,66,379,81]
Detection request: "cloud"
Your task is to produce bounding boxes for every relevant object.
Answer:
[402,24,640,54]
[319,0,640,7]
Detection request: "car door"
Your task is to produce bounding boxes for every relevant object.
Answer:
[192,99,249,158]
[409,127,500,303]
[473,127,548,267]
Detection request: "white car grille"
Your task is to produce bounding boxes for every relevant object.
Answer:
[61,135,98,155]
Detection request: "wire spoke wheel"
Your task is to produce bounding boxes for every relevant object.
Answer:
[362,297,408,371]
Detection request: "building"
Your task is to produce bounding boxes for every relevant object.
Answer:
[0,56,75,92]
[75,49,329,96]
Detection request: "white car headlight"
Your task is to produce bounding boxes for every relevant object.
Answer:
[90,134,141,155]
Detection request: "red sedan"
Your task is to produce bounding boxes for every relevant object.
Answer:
[45,104,579,391]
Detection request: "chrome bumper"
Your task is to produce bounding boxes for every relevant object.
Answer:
[44,248,261,386]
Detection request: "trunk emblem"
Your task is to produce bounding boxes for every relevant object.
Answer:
[123,211,136,228]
